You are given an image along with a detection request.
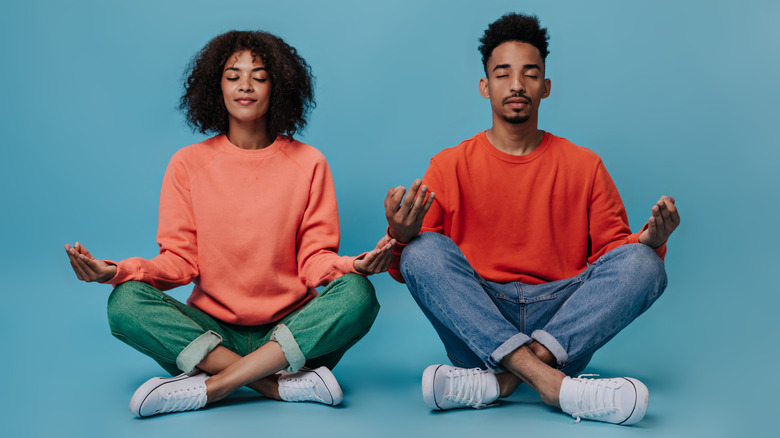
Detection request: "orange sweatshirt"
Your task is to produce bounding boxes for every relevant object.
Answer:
[389,131,665,284]
[104,135,359,325]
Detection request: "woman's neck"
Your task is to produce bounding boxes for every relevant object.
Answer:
[226,119,272,150]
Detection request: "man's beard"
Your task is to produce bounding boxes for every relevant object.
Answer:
[503,113,530,124]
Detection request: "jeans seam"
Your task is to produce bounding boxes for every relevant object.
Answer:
[577,253,659,354]
[424,282,494,363]
[516,283,525,333]
[111,331,176,365]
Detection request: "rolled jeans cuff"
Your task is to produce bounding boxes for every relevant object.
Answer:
[176,330,222,375]
[489,332,531,369]
[532,330,569,367]
[271,324,305,373]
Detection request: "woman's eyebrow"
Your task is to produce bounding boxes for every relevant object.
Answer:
[223,66,267,72]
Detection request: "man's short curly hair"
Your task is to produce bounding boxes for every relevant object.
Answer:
[180,30,314,140]
[478,13,550,74]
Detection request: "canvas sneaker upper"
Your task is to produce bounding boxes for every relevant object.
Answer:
[559,375,649,425]
[129,373,209,418]
[278,366,343,405]
[422,364,500,410]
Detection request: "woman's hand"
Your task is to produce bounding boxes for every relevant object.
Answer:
[64,242,117,283]
[353,235,396,275]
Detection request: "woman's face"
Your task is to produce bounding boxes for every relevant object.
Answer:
[221,50,272,128]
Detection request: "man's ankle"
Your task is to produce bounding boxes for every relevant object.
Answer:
[495,371,522,397]
[529,341,557,367]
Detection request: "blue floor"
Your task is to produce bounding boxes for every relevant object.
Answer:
[4,270,777,437]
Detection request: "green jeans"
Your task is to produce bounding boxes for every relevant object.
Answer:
[106,274,379,376]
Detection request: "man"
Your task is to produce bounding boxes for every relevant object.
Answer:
[384,13,679,425]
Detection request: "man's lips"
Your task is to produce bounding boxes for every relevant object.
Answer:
[504,96,530,105]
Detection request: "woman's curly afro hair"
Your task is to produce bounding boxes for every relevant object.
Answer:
[478,13,550,74]
[180,30,314,140]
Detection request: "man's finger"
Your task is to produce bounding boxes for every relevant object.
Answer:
[417,192,436,220]
[385,186,404,211]
[409,185,429,214]
[393,186,408,210]
[647,215,657,238]
[402,180,423,210]
[663,197,680,226]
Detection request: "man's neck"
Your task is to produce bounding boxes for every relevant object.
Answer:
[485,118,544,156]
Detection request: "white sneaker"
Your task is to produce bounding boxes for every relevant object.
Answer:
[422,364,499,410]
[559,375,649,425]
[129,373,209,418]
[278,366,343,405]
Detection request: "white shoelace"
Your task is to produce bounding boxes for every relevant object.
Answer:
[443,368,491,408]
[569,374,620,423]
[280,377,322,402]
[158,385,208,414]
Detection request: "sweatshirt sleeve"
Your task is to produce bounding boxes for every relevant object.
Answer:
[587,160,666,263]
[296,157,358,288]
[101,154,199,289]
[420,160,446,235]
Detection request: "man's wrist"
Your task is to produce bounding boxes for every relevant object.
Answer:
[386,226,413,244]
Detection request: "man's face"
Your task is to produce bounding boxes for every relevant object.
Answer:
[479,41,550,125]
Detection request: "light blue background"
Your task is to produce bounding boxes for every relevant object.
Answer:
[2,1,778,437]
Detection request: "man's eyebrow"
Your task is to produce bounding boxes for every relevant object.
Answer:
[491,63,542,72]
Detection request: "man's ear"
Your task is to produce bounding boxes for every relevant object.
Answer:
[479,77,490,99]
[542,78,551,99]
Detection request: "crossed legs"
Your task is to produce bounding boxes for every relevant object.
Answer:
[401,232,667,415]
[196,342,288,402]
[107,274,379,414]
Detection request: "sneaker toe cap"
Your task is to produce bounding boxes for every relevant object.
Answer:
[619,378,649,425]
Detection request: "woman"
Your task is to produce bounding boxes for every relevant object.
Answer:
[64,30,393,417]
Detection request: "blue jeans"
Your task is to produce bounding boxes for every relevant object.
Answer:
[400,233,667,375]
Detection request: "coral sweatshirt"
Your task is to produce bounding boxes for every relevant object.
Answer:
[104,135,359,325]
[389,131,665,284]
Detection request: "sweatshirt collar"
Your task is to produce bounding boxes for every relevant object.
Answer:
[478,130,552,164]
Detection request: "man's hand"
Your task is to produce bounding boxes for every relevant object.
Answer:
[638,196,680,248]
[64,242,117,282]
[353,235,396,275]
[384,179,435,244]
